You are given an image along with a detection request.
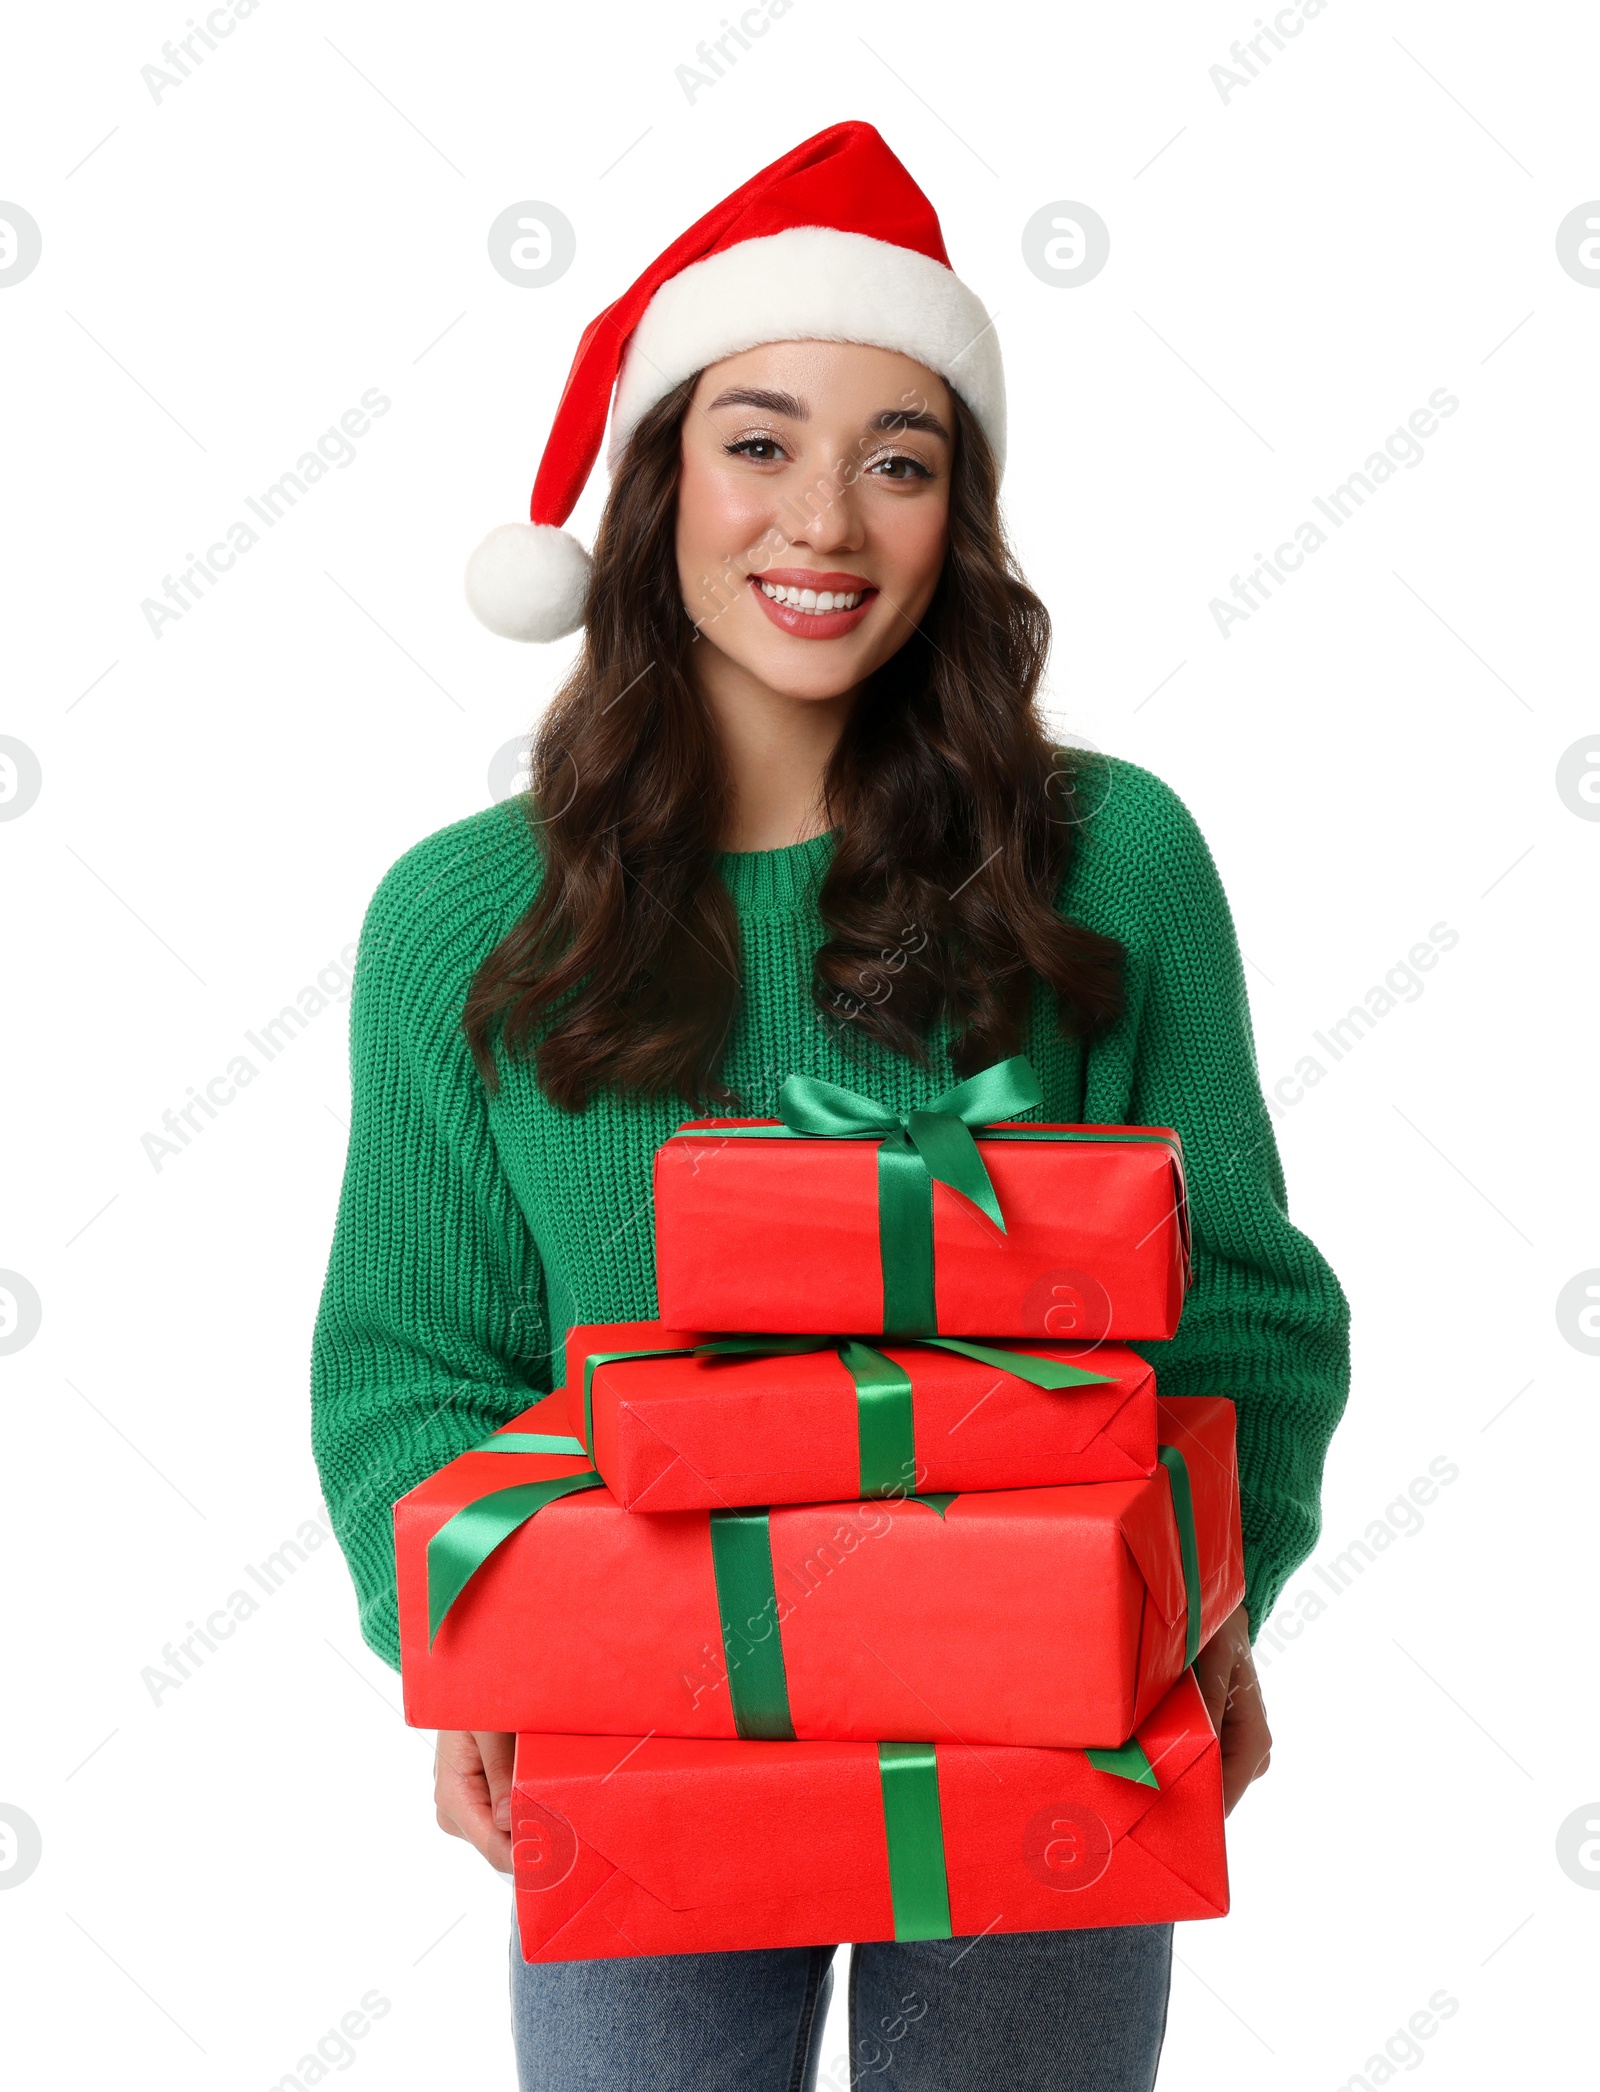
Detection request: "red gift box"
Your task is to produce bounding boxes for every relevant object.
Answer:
[652,1118,1190,1339]
[511,1670,1227,1962]
[396,1393,1241,1748]
[565,1319,1159,1512]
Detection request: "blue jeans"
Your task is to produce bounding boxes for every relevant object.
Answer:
[510,1917,1173,2091]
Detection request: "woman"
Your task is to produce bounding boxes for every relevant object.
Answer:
[311,123,1349,2091]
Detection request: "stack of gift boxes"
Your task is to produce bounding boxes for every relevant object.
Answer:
[395,1059,1245,1961]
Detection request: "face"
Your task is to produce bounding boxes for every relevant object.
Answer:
[674,339,954,703]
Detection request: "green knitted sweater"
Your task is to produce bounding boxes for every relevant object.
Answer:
[310,758,1349,1671]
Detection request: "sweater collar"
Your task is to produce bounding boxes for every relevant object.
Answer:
[714,827,836,917]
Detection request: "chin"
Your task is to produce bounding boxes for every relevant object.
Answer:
[698,624,876,702]
[748,651,871,702]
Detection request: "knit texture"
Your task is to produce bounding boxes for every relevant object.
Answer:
[310,759,1350,1671]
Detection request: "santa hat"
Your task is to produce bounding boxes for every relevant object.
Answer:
[465,120,1005,642]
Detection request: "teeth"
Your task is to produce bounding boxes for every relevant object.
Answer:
[758,581,864,613]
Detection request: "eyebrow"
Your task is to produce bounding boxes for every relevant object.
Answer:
[704,385,950,442]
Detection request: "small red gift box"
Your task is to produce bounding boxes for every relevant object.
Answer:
[565,1319,1159,1512]
[652,1117,1190,1340]
[510,1670,1227,1962]
[395,1393,1241,1748]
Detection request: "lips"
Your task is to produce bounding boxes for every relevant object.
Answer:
[748,571,878,641]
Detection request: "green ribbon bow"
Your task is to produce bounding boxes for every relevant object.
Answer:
[691,1062,1194,1326]
[580,1333,1115,1500]
[774,1055,1044,1334]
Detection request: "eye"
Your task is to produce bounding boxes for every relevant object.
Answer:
[867,452,934,481]
[723,434,788,462]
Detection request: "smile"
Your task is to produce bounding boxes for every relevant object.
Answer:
[748,573,878,639]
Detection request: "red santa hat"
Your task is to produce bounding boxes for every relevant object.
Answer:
[464,119,1005,642]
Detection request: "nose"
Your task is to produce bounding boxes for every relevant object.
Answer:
[780,451,867,558]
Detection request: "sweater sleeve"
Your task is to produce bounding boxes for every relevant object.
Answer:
[1081,767,1351,1638]
[310,824,553,1671]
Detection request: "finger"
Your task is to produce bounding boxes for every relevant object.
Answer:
[446,1793,514,1873]
[1222,1748,1271,1815]
[477,1732,517,1836]
[1199,1673,1229,1737]
[1220,1725,1273,1814]
[1191,1648,1232,1735]
[434,1735,514,1873]
[435,1730,481,1796]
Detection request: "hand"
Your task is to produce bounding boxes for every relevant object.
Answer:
[1193,1603,1271,1815]
[434,1730,516,1872]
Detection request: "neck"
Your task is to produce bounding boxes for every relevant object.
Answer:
[691,643,856,851]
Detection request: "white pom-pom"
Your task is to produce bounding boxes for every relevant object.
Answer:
[464,522,592,642]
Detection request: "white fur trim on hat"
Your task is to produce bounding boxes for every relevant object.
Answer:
[605,226,1005,472]
[463,522,592,642]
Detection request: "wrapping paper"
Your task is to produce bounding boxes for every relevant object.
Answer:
[396,1394,1242,1748]
[653,1118,1189,1339]
[511,1670,1227,1961]
[565,1319,1159,1512]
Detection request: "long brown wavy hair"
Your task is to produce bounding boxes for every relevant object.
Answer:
[462,372,1126,1111]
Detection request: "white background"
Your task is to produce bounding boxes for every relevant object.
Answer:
[3,1,1596,2085]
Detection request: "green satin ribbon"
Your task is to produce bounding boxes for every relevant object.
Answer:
[838,1340,916,1496]
[1086,1736,1159,1787]
[580,1333,1113,1498]
[707,1495,957,1737]
[838,1334,1116,1497]
[877,1743,953,1940]
[708,1509,796,1739]
[426,1463,602,1645]
[473,1431,588,1456]
[1158,1443,1203,1669]
[875,1730,1163,1944]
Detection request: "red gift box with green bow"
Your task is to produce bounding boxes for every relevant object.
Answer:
[509,1670,1227,1962]
[565,1319,1160,1513]
[652,1057,1191,1341]
[395,1391,1241,1749]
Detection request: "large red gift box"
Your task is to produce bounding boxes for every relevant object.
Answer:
[564,1320,1159,1512]
[652,1118,1190,1339]
[396,1393,1241,1747]
[511,1670,1227,1962]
